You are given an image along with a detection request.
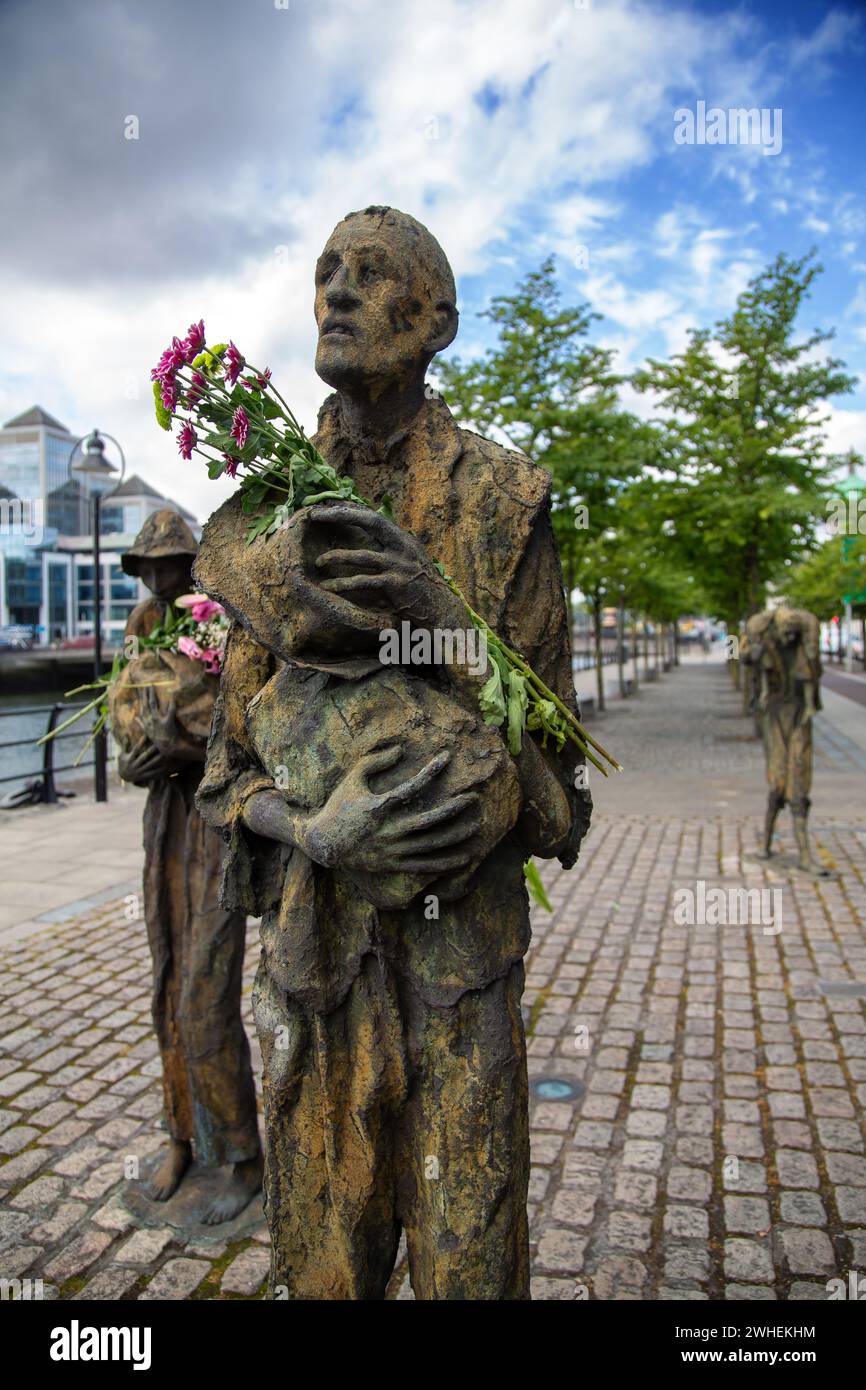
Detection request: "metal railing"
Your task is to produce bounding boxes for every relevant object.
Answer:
[0,702,96,806]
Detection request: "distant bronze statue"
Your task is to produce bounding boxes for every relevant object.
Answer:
[194,207,591,1298]
[744,605,827,875]
[112,509,262,1223]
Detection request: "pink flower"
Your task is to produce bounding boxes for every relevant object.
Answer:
[185,371,207,407]
[177,632,221,674]
[223,454,239,479]
[177,635,204,662]
[184,320,205,359]
[177,422,197,460]
[151,337,187,384]
[231,405,249,451]
[176,594,224,623]
[160,379,178,413]
[242,368,272,392]
[224,341,245,387]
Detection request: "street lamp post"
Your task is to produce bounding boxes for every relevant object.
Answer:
[831,458,866,674]
[68,430,126,802]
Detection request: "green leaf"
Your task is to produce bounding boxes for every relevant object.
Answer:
[378,494,395,521]
[262,396,282,419]
[478,660,506,727]
[523,859,553,912]
[245,511,276,545]
[506,669,529,755]
[153,381,172,431]
[207,458,227,479]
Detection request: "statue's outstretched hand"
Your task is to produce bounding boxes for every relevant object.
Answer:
[245,744,483,876]
[303,744,482,875]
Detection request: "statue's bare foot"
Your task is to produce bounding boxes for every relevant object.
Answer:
[198,1154,263,1226]
[146,1139,191,1201]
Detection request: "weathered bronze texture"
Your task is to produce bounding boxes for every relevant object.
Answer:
[112,509,262,1223]
[744,605,827,875]
[195,208,591,1294]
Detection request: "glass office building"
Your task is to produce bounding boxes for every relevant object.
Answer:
[0,406,199,646]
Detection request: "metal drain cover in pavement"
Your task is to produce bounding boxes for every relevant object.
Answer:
[818,980,866,998]
[531,1078,585,1102]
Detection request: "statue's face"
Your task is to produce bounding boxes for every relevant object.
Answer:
[314,219,449,393]
[776,615,799,647]
[138,556,193,602]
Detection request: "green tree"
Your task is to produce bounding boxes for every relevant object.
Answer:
[783,534,866,621]
[435,258,648,710]
[632,251,856,628]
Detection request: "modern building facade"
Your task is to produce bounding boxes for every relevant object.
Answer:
[0,407,199,647]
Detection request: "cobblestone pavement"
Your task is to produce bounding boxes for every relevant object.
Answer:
[1,661,864,1300]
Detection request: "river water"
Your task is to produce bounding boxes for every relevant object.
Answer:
[0,690,103,801]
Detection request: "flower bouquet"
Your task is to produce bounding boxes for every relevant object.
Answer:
[38,594,230,763]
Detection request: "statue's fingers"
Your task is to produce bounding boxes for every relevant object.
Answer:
[136,749,165,772]
[379,750,451,808]
[388,815,481,855]
[307,504,390,537]
[380,792,479,838]
[357,743,404,781]
[317,573,394,595]
[314,548,387,573]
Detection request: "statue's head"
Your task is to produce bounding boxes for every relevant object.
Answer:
[121,508,197,602]
[774,605,821,666]
[314,206,458,395]
[774,606,803,648]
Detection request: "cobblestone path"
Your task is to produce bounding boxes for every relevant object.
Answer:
[1,661,864,1300]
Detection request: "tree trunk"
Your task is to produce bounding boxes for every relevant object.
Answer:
[673,619,680,666]
[632,616,640,692]
[617,600,626,698]
[643,622,650,678]
[593,594,605,712]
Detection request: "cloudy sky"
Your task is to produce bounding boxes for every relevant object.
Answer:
[1,0,864,520]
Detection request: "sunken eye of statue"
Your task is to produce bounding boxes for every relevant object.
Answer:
[359,265,380,285]
[317,258,340,285]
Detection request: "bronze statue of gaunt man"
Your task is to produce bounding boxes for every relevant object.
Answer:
[194,207,591,1296]
[744,604,828,876]
[114,510,263,1223]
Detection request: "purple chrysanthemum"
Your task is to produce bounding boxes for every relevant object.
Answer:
[160,379,178,413]
[184,320,205,359]
[151,336,187,389]
[242,368,272,393]
[224,341,245,387]
[177,422,197,460]
[223,454,240,479]
[231,406,249,451]
[185,371,207,407]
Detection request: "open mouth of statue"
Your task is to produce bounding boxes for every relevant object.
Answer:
[321,320,355,338]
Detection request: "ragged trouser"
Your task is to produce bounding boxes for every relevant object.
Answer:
[253,952,530,1300]
[143,767,260,1166]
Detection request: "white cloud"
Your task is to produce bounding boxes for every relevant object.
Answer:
[0,0,862,523]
